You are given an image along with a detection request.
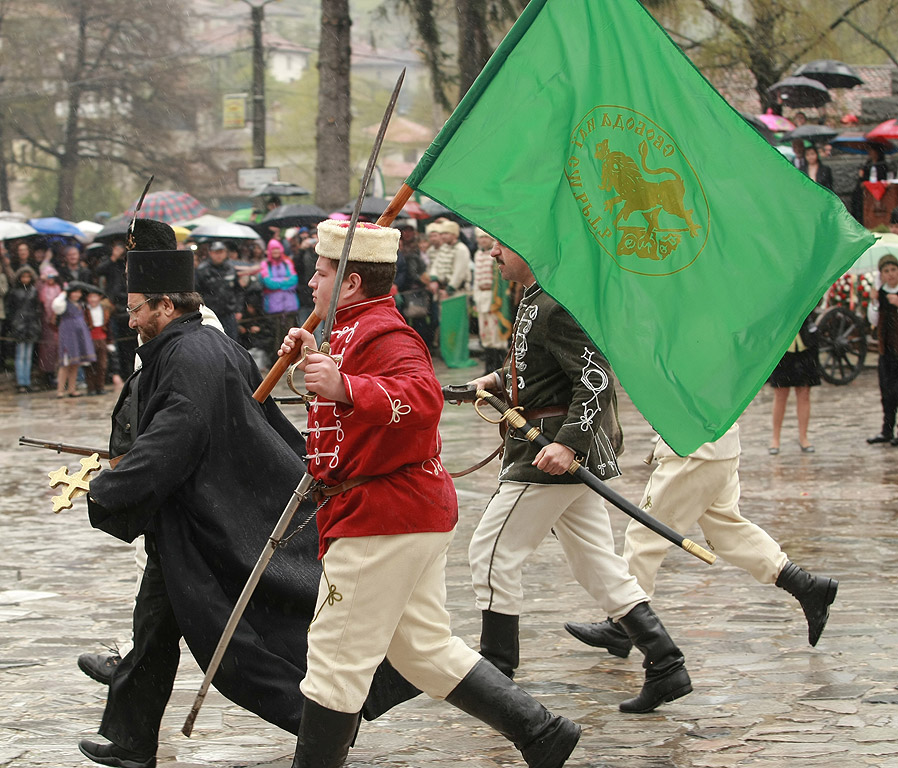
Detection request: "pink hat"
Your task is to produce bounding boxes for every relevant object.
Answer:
[266,239,285,258]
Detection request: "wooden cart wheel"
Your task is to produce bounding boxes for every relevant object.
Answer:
[816,306,867,385]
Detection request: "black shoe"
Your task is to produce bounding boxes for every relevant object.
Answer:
[891,436,898,446]
[78,652,122,685]
[479,610,520,678]
[446,659,580,768]
[775,561,838,646]
[616,603,692,714]
[564,618,633,658]
[78,739,155,768]
[867,433,891,444]
[291,699,361,768]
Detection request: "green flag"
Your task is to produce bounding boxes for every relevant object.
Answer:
[439,292,478,368]
[406,0,873,455]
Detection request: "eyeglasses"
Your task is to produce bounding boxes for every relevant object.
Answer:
[125,298,151,316]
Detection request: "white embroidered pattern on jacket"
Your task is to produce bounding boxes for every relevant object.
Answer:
[578,348,608,432]
[332,321,358,348]
[422,457,443,476]
[309,444,341,469]
[377,382,411,423]
[511,302,539,392]
[309,419,345,442]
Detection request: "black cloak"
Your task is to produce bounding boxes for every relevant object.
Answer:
[87,312,416,730]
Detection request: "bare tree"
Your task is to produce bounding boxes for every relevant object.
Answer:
[0,0,192,218]
[315,0,352,212]
[654,0,887,110]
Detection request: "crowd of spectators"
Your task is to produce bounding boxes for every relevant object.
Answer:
[0,216,518,394]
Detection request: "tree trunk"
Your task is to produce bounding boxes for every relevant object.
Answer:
[54,2,88,219]
[315,0,351,213]
[456,0,491,102]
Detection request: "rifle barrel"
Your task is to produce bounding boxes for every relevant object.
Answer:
[19,436,111,460]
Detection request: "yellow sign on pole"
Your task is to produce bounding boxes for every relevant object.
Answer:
[223,93,247,130]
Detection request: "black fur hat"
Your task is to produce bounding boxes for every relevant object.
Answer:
[126,218,194,294]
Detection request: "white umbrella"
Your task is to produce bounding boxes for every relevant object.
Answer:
[190,220,262,241]
[847,233,898,276]
[75,220,105,243]
[0,220,39,239]
[177,214,231,230]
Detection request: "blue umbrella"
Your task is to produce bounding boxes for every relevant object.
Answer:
[27,217,85,237]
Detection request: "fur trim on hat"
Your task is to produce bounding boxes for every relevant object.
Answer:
[442,220,460,236]
[131,218,177,252]
[315,219,398,264]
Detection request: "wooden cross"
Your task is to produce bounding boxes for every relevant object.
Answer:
[48,453,102,513]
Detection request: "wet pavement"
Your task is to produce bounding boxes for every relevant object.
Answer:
[1,356,897,768]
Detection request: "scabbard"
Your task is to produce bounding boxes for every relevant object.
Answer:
[473,389,716,565]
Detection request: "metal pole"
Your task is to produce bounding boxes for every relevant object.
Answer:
[251,3,266,168]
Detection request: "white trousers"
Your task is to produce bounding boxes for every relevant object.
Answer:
[301,530,481,714]
[469,482,647,621]
[624,455,788,597]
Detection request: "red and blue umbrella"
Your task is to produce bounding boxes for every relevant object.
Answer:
[123,190,207,224]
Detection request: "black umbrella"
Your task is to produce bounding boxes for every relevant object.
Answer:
[782,124,839,144]
[259,203,328,230]
[829,134,898,155]
[739,112,776,145]
[793,60,863,90]
[767,76,831,108]
[250,182,311,198]
[92,215,131,244]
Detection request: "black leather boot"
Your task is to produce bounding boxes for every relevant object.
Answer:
[775,561,838,646]
[616,602,692,714]
[446,659,580,768]
[291,699,361,768]
[563,617,633,658]
[480,610,520,678]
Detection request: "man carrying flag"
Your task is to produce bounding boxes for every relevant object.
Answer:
[402,0,874,455]
[465,239,692,714]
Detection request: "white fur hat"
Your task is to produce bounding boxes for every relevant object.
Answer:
[315,219,399,264]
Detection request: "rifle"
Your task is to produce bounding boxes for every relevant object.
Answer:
[19,436,111,461]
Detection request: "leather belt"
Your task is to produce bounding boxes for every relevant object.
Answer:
[521,405,568,421]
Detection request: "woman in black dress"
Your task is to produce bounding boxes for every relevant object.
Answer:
[769,314,820,454]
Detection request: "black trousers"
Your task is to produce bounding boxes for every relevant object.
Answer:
[879,350,898,435]
[99,535,181,754]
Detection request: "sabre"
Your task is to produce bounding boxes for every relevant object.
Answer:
[442,384,716,566]
[183,69,406,738]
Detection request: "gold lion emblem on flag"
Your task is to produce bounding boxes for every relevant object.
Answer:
[566,107,709,276]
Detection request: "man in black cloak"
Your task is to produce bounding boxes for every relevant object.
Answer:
[78,220,415,768]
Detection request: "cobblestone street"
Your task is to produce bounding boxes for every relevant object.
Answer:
[1,359,897,768]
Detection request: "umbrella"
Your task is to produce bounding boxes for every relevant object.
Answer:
[227,208,258,223]
[782,124,839,144]
[829,134,897,155]
[338,196,443,222]
[793,60,863,90]
[0,220,39,240]
[740,113,776,144]
[190,221,263,241]
[756,113,795,133]
[178,214,231,230]
[867,119,898,142]
[93,215,131,244]
[250,182,310,198]
[767,76,831,108]
[260,203,329,229]
[28,217,85,238]
[123,190,207,224]
[847,233,898,276]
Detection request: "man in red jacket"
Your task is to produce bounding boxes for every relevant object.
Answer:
[280,219,580,768]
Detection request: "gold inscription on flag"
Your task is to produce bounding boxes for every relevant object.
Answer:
[566,106,709,276]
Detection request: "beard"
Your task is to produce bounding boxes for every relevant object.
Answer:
[136,311,163,344]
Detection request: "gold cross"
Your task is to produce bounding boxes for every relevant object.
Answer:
[48,454,102,513]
